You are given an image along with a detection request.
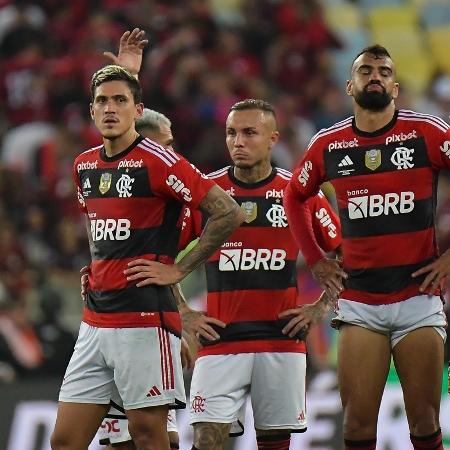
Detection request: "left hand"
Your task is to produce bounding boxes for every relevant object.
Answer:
[103,28,148,76]
[411,249,450,293]
[180,336,193,370]
[278,304,325,339]
[125,259,185,286]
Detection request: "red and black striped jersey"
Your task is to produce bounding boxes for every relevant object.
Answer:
[181,166,341,355]
[288,109,450,305]
[73,136,215,334]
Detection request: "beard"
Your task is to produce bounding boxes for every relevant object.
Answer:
[354,84,392,111]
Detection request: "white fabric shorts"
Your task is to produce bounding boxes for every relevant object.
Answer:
[331,295,447,347]
[189,352,307,435]
[59,322,185,410]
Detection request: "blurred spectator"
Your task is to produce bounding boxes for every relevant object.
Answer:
[0,282,43,382]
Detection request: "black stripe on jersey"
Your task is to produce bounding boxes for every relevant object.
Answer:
[200,320,305,346]
[324,138,429,180]
[345,257,434,294]
[90,226,181,260]
[340,197,433,238]
[205,261,297,292]
[87,285,178,313]
[80,167,152,198]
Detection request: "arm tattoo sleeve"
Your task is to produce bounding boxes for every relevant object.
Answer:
[176,185,244,275]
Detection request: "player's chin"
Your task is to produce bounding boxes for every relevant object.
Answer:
[233,159,253,169]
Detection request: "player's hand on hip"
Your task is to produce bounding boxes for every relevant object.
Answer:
[125,259,184,286]
[278,304,322,339]
[181,309,226,345]
[80,265,90,302]
[311,257,347,301]
[412,249,450,293]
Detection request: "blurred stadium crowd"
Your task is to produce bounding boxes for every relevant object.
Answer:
[0,0,450,382]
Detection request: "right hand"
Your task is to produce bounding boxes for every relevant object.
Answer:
[180,309,226,346]
[311,257,347,301]
[103,28,148,76]
[80,265,90,302]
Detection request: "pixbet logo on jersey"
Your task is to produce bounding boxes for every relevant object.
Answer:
[347,191,414,219]
[219,248,286,271]
[77,161,98,172]
[327,137,359,151]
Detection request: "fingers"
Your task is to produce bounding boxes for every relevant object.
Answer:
[102,51,119,64]
[80,265,90,274]
[411,265,431,278]
[278,308,298,318]
[282,316,309,338]
[419,270,439,293]
[204,317,226,328]
[127,259,154,269]
[197,326,220,341]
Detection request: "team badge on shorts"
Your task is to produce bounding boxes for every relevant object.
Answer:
[365,149,381,171]
[99,173,112,194]
[241,201,257,223]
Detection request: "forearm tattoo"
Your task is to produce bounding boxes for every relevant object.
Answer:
[171,283,187,307]
[194,422,230,450]
[177,186,243,275]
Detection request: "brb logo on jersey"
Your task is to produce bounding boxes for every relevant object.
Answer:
[90,218,131,241]
[219,248,286,271]
[347,190,414,219]
[166,174,192,202]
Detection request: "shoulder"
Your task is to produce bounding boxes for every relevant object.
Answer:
[397,109,450,133]
[274,167,292,182]
[74,144,102,164]
[207,166,231,180]
[136,137,181,168]
[306,116,354,151]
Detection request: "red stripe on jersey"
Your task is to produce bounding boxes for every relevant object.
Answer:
[198,339,306,356]
[86,197,166,228]
[207,288,297,322]
[82,309,182,333]
[89,254,174,290]
[343,229,436,269]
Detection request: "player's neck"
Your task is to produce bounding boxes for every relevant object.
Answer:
[234,162,272,184]
[353,102,396,133]
[103,128,139,157]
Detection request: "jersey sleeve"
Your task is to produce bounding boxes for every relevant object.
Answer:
[72,160,87,213]
[425,121,450,171]
[150,150,216,208]
[284,140,329,266]
[307,190,341,253]
[177,206,203,252]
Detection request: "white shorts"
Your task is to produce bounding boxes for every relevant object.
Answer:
[59,322,185,410]
[98,400,178,445]
[331,295,447,347]
[189,352,307,435]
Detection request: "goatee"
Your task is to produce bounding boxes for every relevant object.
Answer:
[354,87,392,112]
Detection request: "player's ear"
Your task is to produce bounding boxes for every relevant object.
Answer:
[346,80,353,97]
[270,131,280,148]
[392,82,400,100]
[135,102,144,120]
[90,103,94,120]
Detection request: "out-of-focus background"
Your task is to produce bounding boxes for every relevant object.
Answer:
[0,0,450,449]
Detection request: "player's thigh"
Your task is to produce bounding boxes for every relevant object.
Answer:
[126,404,169,438]
[251,352,307,431]
[51,402,109,449]
[392,327,444,427]
[338,324,391,415]
[189,354,252,425]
